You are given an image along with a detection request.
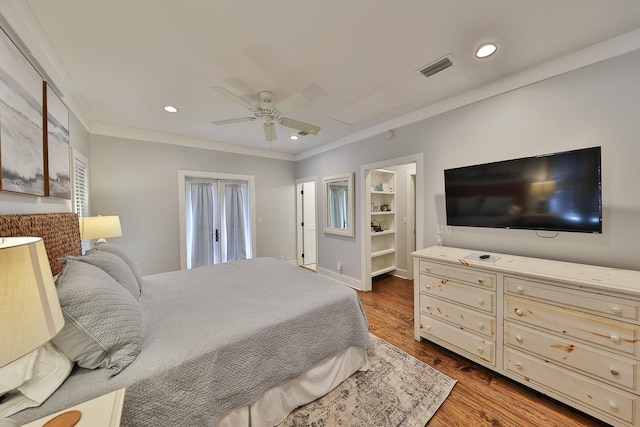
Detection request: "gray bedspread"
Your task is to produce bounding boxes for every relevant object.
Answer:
[12,257,372,426]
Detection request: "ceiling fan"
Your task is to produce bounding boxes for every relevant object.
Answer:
[211,87,321,142]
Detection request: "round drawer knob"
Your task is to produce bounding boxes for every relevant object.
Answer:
[477,347,484,354]
[516,286,524,294]
[441,279,448,285]
[611,306,622,315]
[478,322,484,330]
[478,298,485,306]
[611,335,621,344]
[609,400,619,412]
[425,325,431,331]
[516,335,524,343]
[515,309,524,316]
[477,278,484,284]
[515,362,523,370]
[425,305,431,310]
[426,284,431,289]
[610,368,620,376]
[424,267,431,272]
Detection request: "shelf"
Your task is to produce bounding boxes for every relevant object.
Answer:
[372,248,395,258]
[368,168,396,279]
[371,229,395,236]
[371,266,396,277]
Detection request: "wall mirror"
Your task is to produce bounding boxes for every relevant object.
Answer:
[323,172,355,237]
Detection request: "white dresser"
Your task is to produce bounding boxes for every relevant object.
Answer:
[413,246,640,427]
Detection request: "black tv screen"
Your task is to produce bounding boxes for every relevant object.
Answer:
[444,147,602,233]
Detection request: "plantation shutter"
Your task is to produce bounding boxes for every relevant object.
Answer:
[72,149,89,218]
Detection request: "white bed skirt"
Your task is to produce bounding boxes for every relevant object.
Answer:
[215,345,369,427]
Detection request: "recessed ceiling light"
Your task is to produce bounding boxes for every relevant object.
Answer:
[163,105,178,113]
[289,135,299,141]
[475,43,498,59]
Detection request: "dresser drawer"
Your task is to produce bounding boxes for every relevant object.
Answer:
[419,260,496,290]
[420,315,495,365]
[505,322,638,391]
[420,275,495,314]
[505,276,640,321]
[505,295,640,356]
[505,347,637,424]
[422,297,496,338]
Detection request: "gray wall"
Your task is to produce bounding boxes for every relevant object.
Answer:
[298,49,640,280]
[89,135,297,275]
[384,163,416,275]
[2,47,639,280]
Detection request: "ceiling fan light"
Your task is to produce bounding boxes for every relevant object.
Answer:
[164,105,178,113]
[475,43,498,58]
[264,122,277,141]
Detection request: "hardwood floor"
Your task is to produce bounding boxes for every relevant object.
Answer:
[357,274,608,427]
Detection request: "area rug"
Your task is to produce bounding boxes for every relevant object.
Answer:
[278,334,456,427]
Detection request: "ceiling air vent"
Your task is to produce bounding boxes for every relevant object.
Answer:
[418,55,454,78]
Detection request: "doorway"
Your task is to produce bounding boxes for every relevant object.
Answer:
[361,154,423,291]
[296,177,317,271]
[184,178,252,268]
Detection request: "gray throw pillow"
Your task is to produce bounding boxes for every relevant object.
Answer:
[67,251,140,299]
[53,260,144,376]
[94,242,143,289]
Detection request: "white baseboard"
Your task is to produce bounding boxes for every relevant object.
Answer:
[316,267,364,291]
[392,268,408,279]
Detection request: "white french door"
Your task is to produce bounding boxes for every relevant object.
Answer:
[184,177,252,269]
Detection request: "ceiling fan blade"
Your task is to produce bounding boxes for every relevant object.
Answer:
[264,122,277,142]
[274,92,309,114]
[211,117,256,125]
[211,87,257,111]
[278,117,321,135]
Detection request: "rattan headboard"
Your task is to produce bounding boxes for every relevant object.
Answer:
[0,213,82,276]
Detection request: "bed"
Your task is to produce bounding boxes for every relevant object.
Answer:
[0,213,372,426]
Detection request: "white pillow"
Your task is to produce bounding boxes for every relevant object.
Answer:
[0,342,72,417]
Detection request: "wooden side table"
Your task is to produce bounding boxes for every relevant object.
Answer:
[23,389,125,427]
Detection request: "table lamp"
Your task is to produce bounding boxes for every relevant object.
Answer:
[0,237,65,427]
[79,215,122,243]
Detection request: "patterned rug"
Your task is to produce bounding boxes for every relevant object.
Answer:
[278,334,456,427]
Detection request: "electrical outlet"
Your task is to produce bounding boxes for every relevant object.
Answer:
[437,224,452,235]
[337,262,343,271]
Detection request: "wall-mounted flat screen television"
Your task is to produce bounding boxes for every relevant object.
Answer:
[444,147,602,233]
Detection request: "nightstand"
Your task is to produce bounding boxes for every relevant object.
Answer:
[23,388,125,427]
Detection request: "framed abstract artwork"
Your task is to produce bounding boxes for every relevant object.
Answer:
[44,81,71,199]
[0,27,45,196]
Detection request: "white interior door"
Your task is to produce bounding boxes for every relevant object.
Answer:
[302,181,316,268]
[296,178,317,270]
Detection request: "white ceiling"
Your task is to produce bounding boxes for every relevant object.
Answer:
[4,1,640,158]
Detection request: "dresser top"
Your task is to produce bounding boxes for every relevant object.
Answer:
[413,246,640,296]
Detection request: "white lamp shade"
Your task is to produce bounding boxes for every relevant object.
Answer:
[0,237,65,367]
[80,215,123,240]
